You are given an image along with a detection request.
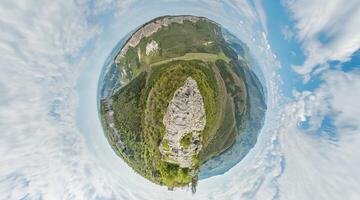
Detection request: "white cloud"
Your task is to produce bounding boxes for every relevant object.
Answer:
[253,0,268,33]
[284,0,360,76]
[292,69,360,132]
[225,0,258,24]
[321,70,360,130]
[281,25,294,41]
[91,0,135,16]
[0,0,110,199]
[278,69,360,199]
[0,0,287,199]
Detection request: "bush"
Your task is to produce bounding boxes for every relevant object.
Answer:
[180,132,193,148]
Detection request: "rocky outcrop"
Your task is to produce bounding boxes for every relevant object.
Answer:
[159,77,206,168]
[103,99,125,151]
[115,16,200,63]
[145,40,159,55]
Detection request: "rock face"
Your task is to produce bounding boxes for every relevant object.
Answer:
[102,99,125,151]
[115,15,200,63]
[145,40,159,55]
[160,77,206,168]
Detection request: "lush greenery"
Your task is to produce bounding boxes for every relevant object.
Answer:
[101,59,223,189]
[118,18,223,82]
[100,16,251,191]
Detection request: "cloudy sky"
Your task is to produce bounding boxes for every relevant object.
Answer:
[0,0,359,199]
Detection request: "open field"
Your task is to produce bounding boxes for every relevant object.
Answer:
[150,52,231,67]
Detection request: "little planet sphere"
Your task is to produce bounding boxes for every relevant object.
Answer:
[98,15,266,192]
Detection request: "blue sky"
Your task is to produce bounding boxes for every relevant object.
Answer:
[261,0,360,139]
[0,0,359,199]
[260,1,360,199]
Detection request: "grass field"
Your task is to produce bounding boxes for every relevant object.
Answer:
[149,52,231,67]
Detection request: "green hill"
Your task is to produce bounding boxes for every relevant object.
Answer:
[100,15,249,192]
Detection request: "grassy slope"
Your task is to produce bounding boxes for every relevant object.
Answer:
[117,19,223,82]
[149,52,230,67]
[198,60,248,162]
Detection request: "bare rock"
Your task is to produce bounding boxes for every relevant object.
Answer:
[159,77,206,168]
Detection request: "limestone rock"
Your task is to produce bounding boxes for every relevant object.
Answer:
[145,40,159,55]
[159,77,206,168]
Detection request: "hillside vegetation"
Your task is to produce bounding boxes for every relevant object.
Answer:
[100,15,250,191]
